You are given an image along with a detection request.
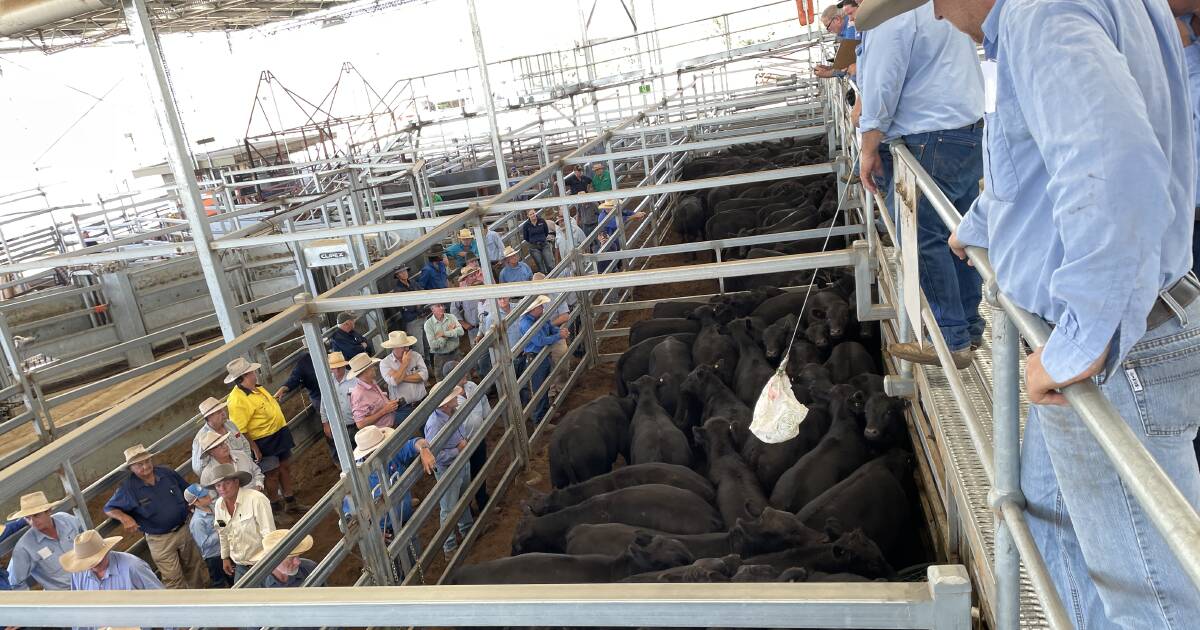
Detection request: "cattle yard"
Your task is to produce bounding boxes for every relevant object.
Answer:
[6,2,1193,630]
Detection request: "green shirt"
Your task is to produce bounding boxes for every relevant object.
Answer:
[591,170,612,192]
[424,313,463,355]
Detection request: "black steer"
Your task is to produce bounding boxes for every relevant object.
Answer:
[529,463,715,516]
[548,395,634,488]
[694,417,769,525]
[452,534,693,584]
[628,375,692,467]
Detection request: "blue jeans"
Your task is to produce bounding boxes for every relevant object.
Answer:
[524,351,551,424]
[1022,296,1200,629]
[434,464,475,555]
[879,126,986,351]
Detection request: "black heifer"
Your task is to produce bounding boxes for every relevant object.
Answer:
[615,333,695,396]
[529,463,715,516]
[824,341,877,384]
[548,395,634,488]
[452,534,693,584]
[629,318,700,347]
[694,417,769,525]
[649,336,693,422]
[797,450,915,562]
[742,405,832,492]
[512,484,723,554]
[676,365,752,448]
[770,397,871,512]
[744,528,894,579]
[628,375,692,467]
[691,305,739,388]
[728,318,774,406]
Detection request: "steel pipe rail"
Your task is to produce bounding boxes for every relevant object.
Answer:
[561,125,827,165]
[0,567,971,629]
[889,142,1200,595]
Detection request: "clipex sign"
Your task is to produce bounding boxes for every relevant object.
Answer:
[303,239,353,268]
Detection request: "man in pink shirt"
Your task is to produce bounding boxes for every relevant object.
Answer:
[346,353,397,429]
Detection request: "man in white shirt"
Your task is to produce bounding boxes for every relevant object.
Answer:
[379,331,428,422]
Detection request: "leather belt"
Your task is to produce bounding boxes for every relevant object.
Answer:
[1147,272,1200,332]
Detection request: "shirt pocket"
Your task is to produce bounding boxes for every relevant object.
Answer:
[982,111,1020,202]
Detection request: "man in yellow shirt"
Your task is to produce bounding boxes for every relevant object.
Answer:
[224,357,310,515]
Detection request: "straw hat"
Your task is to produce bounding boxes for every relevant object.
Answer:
[223,357,260,384]
[438,386,464,408]
[59,529,123,573]
[8,491,55,520]
[502,246,519,258]
[201,462,252,489]
[198,396,228,419]
[458,228,473,239]
[381,331,418,349]
[352,425,395,460]
[121,444,154,468]
[248,529,314,564]
[532,272,546,281]
[599,200,616,209]
[200,430,232,454]
[523,294,552,315]
[327,351,349,369]
[346,352,381,379]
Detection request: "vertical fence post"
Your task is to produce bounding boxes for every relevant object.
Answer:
[991,304,1023,630]
[58,461,93,529]
[0,312,52,442]
[298,303,396,585]
[928,565,973,629]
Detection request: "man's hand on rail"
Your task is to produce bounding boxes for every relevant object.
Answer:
[1026,347,1108,406]
[814,64,835,79]
[947,229,973,266]
[860,130,885,195]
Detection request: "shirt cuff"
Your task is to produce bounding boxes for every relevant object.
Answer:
[954,207,989,250]
[1040,314,1104,384]
[856,116,890,136]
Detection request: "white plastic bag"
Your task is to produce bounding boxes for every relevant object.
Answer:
[750,369,809,444]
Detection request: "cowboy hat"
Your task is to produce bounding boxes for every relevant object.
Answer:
[200,430,232,454]
[201,462,252,489]
[248,529,314,564]
[522,294,552,316]
[457,228,473,239]
[598,200,616,209]
[336,311,357,325]
[502,246,519,258]
[121,444,154,468]
[346,352,381,380]
[438,386,464,408]
[223,357,261,384]
[8,491,55,520]
[198,396,228,419]
[853,0,926,30]
[352,425,395,460]
[327,351,349,369]
[381,331,418,349]
[59,529,123,573]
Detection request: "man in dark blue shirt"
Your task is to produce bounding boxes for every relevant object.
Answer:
[563,165,591,194]
[330,312,373,360]
[416,248,449,291]
[273,351,320,408]
[103,444,207,589]
[517,295,569,425]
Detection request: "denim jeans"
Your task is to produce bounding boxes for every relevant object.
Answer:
[1022,297,1200,629]
[434,464,475,555]
[527,241,556,274]
[524,351,551,424]
[879,126,986,351]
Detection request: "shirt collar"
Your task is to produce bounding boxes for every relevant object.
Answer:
[982,0,1008,59]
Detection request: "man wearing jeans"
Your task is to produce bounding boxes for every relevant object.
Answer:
[856,0,985,369]
[424,388,474,558]
[858,0,1200,627]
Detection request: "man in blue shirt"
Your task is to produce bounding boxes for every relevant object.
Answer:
[860,1,1200,627]
[445,229,478,270]
[498,246,533,284]
[61,529,163,602]
[423,389,474,557]
[330,311,373,360]
[856,0,985,369]
[517,295,569,424]
[6,491,83,590]
[103,444,207,589]
[1171,4,1200,275]
[272,350,320,408]
[416,248,449,291]
[344,426,434,545]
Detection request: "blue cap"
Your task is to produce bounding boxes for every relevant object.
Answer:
[184,483,209,503]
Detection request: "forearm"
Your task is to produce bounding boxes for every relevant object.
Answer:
[104,508,131,522]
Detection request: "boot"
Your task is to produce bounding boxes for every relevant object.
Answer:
[888,341,973,370]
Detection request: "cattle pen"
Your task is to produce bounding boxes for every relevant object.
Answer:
[1,1,1198,629]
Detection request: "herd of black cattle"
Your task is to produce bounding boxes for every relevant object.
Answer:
[448,138,927,587]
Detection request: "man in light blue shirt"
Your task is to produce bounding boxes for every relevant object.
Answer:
[517,295,569,425]
[498,246,533,284]
[860,0,1200,627]
[1170,4,1200,275]
[423,390,474,557]
[857,0,986,368]
[6,492,83,590]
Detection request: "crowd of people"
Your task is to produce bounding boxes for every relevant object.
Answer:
[830,0,1200,627]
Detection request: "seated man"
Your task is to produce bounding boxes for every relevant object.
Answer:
[60,529,164,593]
[253,529,317,588]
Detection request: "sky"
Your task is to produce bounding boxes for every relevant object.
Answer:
[0,0,807,219]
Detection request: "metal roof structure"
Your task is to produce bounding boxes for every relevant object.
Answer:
[0,0,417,53]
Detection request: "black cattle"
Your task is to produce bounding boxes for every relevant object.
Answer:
[452,534,693,584]
[741,405,832,492]
[623,554,744,583]
[628,375,692,467]
[548,395,634,488]
[792,363,835,404]
[676,365,752,448]
[529,463,715,516]
[565,506,821,559]
[805,290,853,343]
[629,318,700,347]
[785,339,823,380]
[652,301,709,319]
[824,341,877,384]
[712,285,784,317]
[731,564,784,582]
[770,397,871,513]
[694,418,769,525]
[615,333,696,396]
[762,313,803,364]
[797,450,914,562]
[863,394,908,446]
[649,336,693,422]
[804,318,836,353]
[691,306,739,388]
[728,318,774,406]
[674,196,706,246]
[744,528,894,579]
[512,484,723,554]
[751,291,811,325]
[705,209,759,240]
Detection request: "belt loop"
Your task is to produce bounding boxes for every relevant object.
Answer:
[1160,285,1189,327]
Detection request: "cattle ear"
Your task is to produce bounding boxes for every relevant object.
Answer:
[850,391,865,406]
[810,307,827,320]
[632,530,654,547]
[823,517,845,539]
